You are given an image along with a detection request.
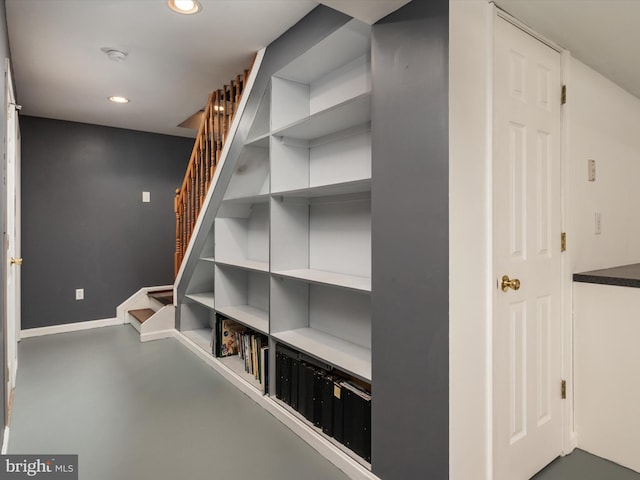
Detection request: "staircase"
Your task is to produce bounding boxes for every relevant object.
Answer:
[117,286,176,342]
[174,68,251,276]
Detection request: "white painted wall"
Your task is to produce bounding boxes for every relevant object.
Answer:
[449,2,493,480]
[449,3,640,477]
[567,57,640,273]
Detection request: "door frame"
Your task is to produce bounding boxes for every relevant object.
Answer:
[490,4,576,474]
[4,58,19,404]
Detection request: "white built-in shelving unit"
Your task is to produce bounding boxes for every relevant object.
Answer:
[179,19,372,463]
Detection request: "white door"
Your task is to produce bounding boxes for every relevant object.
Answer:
[5,59,20,399]
[493,16,563,480]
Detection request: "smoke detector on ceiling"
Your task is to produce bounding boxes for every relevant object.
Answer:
[101,48,128,62]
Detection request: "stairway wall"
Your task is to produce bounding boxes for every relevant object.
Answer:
[21,116,193,329]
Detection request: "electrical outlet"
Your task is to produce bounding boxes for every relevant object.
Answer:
[142,191,150,203]
[588,159,596,182]
[75,288,84,300]
[595,212,602,235]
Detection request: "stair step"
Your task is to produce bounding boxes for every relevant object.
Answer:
[129,308,155,324]
[148,290,173,306]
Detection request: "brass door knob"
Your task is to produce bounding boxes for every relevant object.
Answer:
[10,257,22,265]
[501,275,520,292]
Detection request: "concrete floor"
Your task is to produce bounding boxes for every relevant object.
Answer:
[533,449,640,480]
[8,324,640,480]
[8,325,348,480]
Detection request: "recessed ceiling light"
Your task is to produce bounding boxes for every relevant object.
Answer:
[168,0,201,15]
[109,96,130,104]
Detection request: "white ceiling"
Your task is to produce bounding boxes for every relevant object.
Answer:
[5,1,640,139]
[4,0,406,138]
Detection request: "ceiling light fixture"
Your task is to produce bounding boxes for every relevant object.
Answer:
[109,96,130,104]
[168,0,202,15]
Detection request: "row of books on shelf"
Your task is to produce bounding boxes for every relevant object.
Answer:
[211,315,269,394]
[275,347,371,462]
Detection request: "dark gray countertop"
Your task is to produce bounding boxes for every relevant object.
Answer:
[573,263,640,288]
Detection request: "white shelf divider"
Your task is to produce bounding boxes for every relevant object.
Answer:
[272,92,370,142]
[272,179,371,198]
[272,268,371,293]
[185,292,215,309]
[216,305,269,334]
[221,193,271,205]
[273,327,371,381]
[216,258,269,273]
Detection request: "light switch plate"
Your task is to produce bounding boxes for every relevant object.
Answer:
[588,159,596,182]
[142,191,150,203]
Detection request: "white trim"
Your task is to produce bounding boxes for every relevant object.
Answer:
[174,47,266,292]
[495,5,562,53]
[20,317,121,339]
[1,426,9,454]
[559,49,578,456]
[486,5,496,480]
[174,331,379,480]
[140,329,176,343]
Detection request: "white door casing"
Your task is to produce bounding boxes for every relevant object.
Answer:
[493,16,563,480]
[5,59,19,394]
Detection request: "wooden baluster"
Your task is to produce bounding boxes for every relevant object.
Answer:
[208,101,214,185]
[229,80,236,125]
[182,192,187,266]
[216,90,222,166]
[175,189,181,276]
[222,85,228,143]
[204,105,210,192]
[190,172,195,243]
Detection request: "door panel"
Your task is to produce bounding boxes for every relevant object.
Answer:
[494,16,563,480]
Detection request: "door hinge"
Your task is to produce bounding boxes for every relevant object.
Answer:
[561,380,567,399]
[561,85,567,105]
[561,232,567,252]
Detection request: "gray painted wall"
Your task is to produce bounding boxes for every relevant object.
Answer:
[371,1,449,478]
[21,116,193,329]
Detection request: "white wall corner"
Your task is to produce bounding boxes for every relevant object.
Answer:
[449,2,494,480]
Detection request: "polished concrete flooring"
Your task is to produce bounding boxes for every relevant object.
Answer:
[534,449,640,480]
[8,325,640,480]
[8,326,348,480]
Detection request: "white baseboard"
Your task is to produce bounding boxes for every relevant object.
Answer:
[2,427,9,454]
[20,317,122,339]
[174,331,379,480]
[140,329,176,342]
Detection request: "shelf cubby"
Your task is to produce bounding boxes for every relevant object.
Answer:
[223,144,269,202]
[270,194,370,291]
[184,259,214,308]
[200,226,215,262]
[271,19,371,131]
[271,122,371,194]
[270,276,371,381]
[215,201,269,272]
[246,82,271,144]
[179,301,215,354]
[214,264,269,334]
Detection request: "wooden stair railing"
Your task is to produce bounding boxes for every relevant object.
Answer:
[175,69,250,276]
